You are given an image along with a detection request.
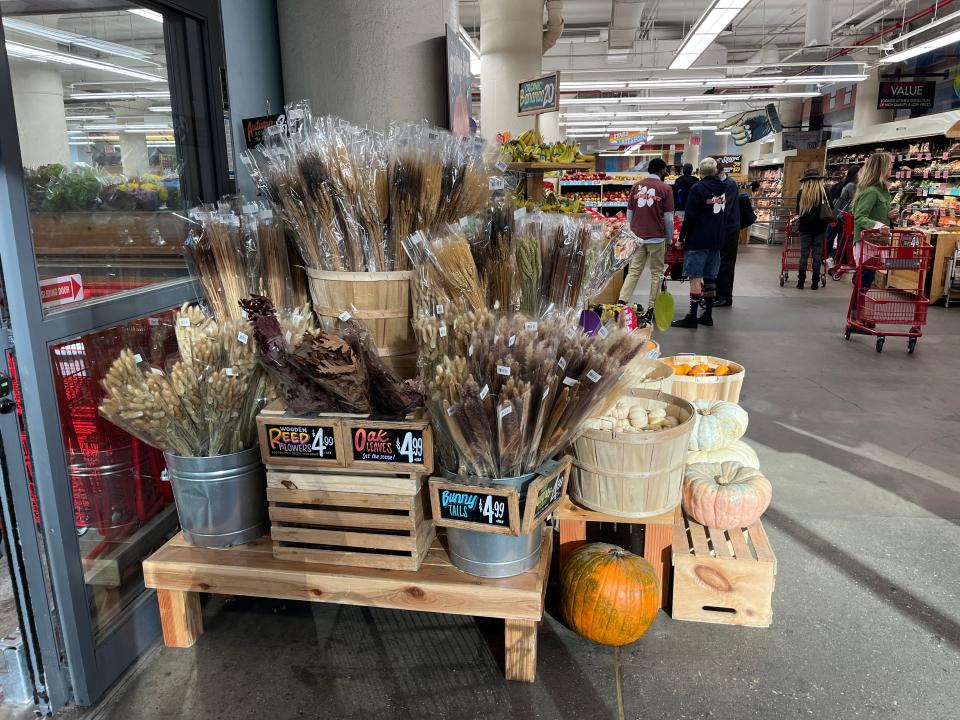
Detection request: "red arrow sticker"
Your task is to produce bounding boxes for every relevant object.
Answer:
[39,273,84,308]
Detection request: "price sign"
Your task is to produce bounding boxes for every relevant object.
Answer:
[263,423,337,461]
[430,479,520,535]
[521,457,571,532]
[350,426,427,467]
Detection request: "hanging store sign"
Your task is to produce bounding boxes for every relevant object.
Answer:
[446,25,473,136]
[39,273,83,308]
[518,72,560,116]
[782,131,827,151]
[877,81,936,110]
[242,114,281,149]
[717,154,743,175]
[609,130,647,146]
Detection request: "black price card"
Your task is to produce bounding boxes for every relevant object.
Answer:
[351,426,424,465]
[429,480,520,535]
[521,457,571,533]
[264,423,337,460]
[533,472,565,519]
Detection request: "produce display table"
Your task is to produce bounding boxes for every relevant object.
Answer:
[556,497,674,609]
[143,530,553,682]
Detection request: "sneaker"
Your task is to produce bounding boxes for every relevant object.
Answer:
[713,298,733,307]
[826,257,836,269]
[671,314,699,329]
[698,314,714,326]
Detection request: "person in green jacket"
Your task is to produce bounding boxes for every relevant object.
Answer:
[851,152,899,322]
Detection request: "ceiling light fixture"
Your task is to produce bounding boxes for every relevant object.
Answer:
[69,91,170,101]
[2,18,156,62]
[560,91,819,105]
[886,8,960,47]
[127,8,164,23]
[148,106,173,112]
[670,0,752,70]
[879,27,960,63]
[65,115,111,121]
[716,130,732,135]
[561,110,725,119]
[5,41,165,82]
[689,126,719,130]
[561,75,867,91]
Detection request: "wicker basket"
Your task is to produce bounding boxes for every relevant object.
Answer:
[306,269,415,359]
[570,389,695,518]
[661,355,744,403]
[634,360,674,393]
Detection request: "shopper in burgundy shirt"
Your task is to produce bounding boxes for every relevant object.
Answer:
[619,158,675,310]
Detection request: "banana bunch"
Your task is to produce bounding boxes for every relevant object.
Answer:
[539,192,584,214]
[499,131,594,164]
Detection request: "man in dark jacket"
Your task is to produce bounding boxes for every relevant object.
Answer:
[672,157,728,328]
[672,163,698,216]
[714,168,743,307]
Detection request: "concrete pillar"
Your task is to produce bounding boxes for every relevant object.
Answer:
[772,99,803,153]
[9,60,69,167]
[277,0,457,129]
[853,65,894,133]
[739,138,762,168]
[119,133,150,177]
[539,110,561,142]
[480,0,543,139]
[682,139,701,168]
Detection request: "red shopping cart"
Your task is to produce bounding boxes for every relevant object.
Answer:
[829,210,856,281]
[780,215,827,288]
[844,228,931,353]
[660,216,685,290]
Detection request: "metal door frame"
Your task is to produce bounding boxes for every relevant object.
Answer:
[0,0,230,707]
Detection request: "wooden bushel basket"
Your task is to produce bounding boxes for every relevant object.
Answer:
[632,358,674,393]
[660,355,744,403]
[306,269,415,362]
[570,389,695,518]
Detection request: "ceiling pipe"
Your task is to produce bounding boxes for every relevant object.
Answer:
[543,0,564,53]
[825,0,956,61]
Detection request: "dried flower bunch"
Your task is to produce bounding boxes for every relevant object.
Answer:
[242,102,492,273]
[98,304,269,457]
[184,199,308,324]
[420,311,649,479]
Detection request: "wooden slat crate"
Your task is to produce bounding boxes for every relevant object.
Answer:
[671,507,777,628]
[267,466,435,571]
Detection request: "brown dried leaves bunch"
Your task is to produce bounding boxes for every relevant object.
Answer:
[99,304,269,457]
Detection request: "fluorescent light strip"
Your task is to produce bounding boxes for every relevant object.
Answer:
[689,126,719,130]
[562,75,867,91]
[563,118,725,126]
[880,27,960,63]
[2,18,155,62]
[670,0,752,71]
[70,91,170,100]
[887,8,960,46]
[127,8,164,23]
[148,106,173,112]
[5,41,165,82]
[66,115,111,121]
[716,130,732,135]
[560,91,818,105]
[561,110,725,118]
[79,123,172,131]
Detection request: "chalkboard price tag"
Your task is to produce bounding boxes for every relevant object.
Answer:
[429,479,520,535]
[521,456,572,533]
[263,423,338,461]
[350,425,428,467]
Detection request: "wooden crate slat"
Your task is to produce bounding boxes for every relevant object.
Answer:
[671,506,691,561]
[266,486,412,510]
[267,469,418,495]
[687,515,712,557]
[706,525,733,559]
[727,525,752,560]
[269,505,414,531]
[273,522,417,552]
[746,520,777,568]
[272,544,421,571]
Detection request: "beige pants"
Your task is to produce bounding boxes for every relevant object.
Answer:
[619,241,666,304]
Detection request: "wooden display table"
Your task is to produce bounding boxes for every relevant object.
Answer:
[555,497,674,610]
[143,530,552,682]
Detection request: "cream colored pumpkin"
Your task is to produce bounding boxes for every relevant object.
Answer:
[682,461,772,530]
[688,400,748,452]
[686,439,759,469]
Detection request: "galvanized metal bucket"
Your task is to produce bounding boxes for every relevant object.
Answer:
[442,467,543,578]
[162,447,267,549]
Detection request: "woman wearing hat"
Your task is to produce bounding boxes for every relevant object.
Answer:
[794,168,832,289]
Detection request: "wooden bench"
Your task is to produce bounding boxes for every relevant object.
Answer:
[143,530,553,682]
[555,497,674,609]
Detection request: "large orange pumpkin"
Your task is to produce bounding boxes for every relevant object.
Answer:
[560,543,660,646]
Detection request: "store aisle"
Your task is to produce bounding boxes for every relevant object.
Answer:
[71,247,960,720]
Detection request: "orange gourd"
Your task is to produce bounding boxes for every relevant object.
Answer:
[688,363,712,377]
[672,363,691,376]
[715,365,731,377]
[560,543,660,646]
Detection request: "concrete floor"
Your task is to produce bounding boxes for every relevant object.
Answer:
[58,247,960,719]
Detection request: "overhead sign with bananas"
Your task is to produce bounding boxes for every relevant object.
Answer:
[518,72,560,116]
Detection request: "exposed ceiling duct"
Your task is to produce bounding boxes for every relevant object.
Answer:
[805,0,833,47]
[609,0,645,49]
[543,0,564,54]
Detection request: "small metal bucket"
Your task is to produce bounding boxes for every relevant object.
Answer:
[162,447,267,548]
[442,467,544,579]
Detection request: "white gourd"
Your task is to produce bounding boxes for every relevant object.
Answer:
[686,439,760,469]
[648,407,667,421]
[688,400,749,451]
[627,406,648,429]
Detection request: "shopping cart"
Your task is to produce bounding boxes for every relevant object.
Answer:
[780,215,827,287]
[844,228,932,353]
[829,210,856,281]
[661,216,685,289]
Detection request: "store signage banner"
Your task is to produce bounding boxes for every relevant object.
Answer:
[609,130,646,146]
[782,130,827,150]
[350,427,425,465]
[518,72,560,116]
[437,487,513,528]
[445,25,473,136]
[40,273,83,308]
[877,81,936,110]
[263,423,337,460]
[242,114,281,149]
[717,154,743,175]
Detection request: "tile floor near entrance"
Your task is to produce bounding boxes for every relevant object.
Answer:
[64,246,960,720]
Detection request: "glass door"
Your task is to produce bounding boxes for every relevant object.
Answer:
[0,0,229,707]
